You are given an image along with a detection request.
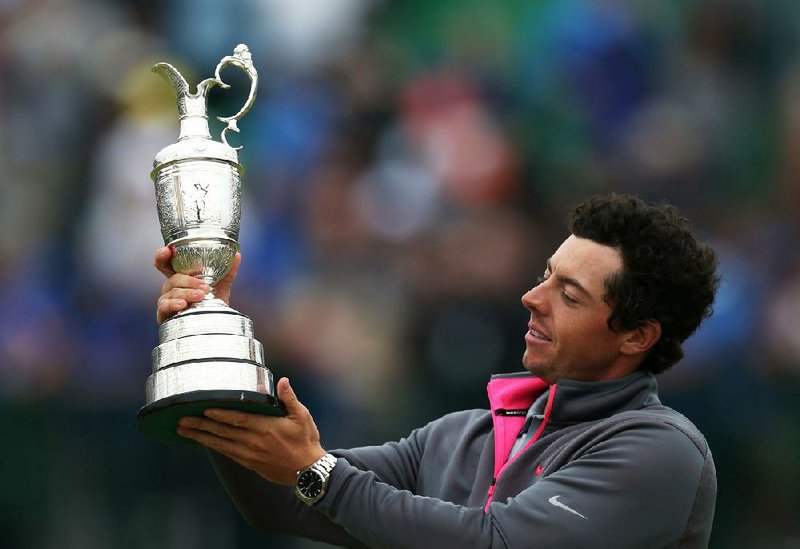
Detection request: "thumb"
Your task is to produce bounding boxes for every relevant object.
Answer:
[214,252,241,304]
[277,377,305,416]
[221,252,242,284]
[154,246,176,278]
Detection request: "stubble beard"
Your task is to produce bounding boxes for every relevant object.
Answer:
[522,351,557,383]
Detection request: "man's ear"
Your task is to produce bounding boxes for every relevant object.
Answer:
[620,321,661,356]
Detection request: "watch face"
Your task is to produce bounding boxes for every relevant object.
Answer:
[297,470,324,499]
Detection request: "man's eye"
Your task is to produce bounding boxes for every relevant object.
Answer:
[561,291,578,304]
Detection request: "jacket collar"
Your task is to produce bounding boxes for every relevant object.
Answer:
[548,371,661,423]
[487,370,661,424]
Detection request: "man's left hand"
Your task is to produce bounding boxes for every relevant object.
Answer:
[177,378,326,485]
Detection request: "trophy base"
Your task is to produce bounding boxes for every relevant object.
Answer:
[136,389,286,444]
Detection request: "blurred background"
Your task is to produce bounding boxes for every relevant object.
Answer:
[1,0,799,547]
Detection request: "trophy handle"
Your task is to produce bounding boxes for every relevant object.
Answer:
[213,44,259,150]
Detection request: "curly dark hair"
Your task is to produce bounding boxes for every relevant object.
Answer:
[568,194,721,375]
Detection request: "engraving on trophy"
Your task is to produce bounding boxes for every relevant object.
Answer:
[192,182,209,222]
[137,44,285,444]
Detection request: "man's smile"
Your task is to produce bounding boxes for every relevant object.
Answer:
[526,323,552,342]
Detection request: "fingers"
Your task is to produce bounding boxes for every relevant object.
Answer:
[179,415,252,441]
[178,416,264,468]
[156,272,211,324]
[161,273,209,295]
[156,281,210,324]
[156,295,186,324]
[203,408,264,430]
[177,425,255,465]
[154,246,175,278]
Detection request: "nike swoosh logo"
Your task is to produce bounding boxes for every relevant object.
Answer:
[548,495,588,520]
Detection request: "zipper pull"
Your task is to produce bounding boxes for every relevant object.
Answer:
[495,408,527,416]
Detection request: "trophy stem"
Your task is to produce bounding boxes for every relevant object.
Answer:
[200,276,221,303]
[192,291,229,310]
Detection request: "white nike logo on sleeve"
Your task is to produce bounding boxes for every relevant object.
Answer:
[548,495,588,520]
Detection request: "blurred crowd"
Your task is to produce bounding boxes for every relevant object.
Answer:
[1,0,799,547]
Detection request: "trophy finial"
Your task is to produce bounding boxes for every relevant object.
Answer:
[152,44,259,148]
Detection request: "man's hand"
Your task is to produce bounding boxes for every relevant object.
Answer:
[154,246,242,324]
[176,378,327,486]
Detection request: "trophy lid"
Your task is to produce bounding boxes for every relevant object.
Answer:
[151,44,258,177]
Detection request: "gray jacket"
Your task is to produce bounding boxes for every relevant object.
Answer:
[210,371,716,548]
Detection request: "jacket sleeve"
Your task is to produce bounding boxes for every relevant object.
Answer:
[206,419,431,547]
[314,421,713,549]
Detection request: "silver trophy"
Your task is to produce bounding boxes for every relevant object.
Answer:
[137,44,285,443]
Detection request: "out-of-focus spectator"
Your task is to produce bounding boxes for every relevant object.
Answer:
[764,258,800,376]
[78,57,175,302]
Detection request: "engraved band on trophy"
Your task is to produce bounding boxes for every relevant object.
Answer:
[137,44,285,443]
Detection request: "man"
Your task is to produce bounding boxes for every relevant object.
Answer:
[155,193,720,547]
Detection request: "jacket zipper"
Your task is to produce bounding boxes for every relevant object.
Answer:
[484,385,558,512]
[486,477,497,504]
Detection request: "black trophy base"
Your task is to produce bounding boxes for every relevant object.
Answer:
[137,389,287,444]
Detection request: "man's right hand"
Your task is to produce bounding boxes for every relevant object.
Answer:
[154,246,242,324]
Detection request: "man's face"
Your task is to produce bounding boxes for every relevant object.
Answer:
[521,235,631,383]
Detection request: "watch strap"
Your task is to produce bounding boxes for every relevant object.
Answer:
[312,453,338,476]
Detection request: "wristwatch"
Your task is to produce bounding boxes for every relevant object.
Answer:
[295,453,338,506]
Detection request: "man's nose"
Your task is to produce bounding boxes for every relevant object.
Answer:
[521,282,547,313]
